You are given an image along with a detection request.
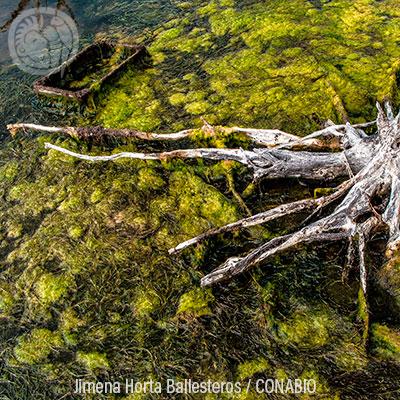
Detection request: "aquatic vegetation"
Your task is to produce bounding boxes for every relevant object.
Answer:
[378,257,400,308]
[176,288,214,317]
[133,289,161,318]
[0,284,15,314]
[77,351,110,372]
[0,161,19,182]
[236,358,270,380]
[14,329,64,365]
[137,167,165,192]
[96,70,163,131]
[92,0,400,133]
[276,305,331,349]
[1,121,397,397]
[371,324,400,362]
[1,0,400,398]
[35,273,71,306]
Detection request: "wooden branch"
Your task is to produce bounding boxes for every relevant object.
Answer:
[8,120,376,151]
[383,172,400,256]
[169,178,354,255]
[44,143,252,164]
[45,140,364,182]
[201,231,349,287]
[12,104,400,292]
[7,123,191,141]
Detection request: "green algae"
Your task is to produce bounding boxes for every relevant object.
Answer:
[357,287,369,345]
[378,257,400,309]
[137,167,165,192]
[133,289,161,318]
[277,306,331,349]
[35,273,71,306]
[314,187,336,199]
[236,358,270,380]
[90,188,105,204]
[1,1,400,398]
[96,69,163,131]
[77,351,110,372]
[371,324,400,362]
[91,0,400,134]
[59,308,85,346]
[0,284,15,314]
[0,128,379,397]
[176,288,214,317]
[332,342,368,371]
[14,329,64,365]
[0,161,19,182]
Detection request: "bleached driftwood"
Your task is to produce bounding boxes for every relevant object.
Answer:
[8,105,396,292]
[7,120,375,150]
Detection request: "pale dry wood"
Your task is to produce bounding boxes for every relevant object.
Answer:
[9,120,375,151]
[10,105,398,292]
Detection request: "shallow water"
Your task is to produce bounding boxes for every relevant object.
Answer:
[0,0,179,134]
[0,1,399,399]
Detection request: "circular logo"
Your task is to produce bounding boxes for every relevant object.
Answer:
[8,7,79,76]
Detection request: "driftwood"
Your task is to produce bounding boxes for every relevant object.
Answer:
[7,120,375,149]
[7,105,396,292]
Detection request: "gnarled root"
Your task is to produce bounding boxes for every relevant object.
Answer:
[8,103,399,291]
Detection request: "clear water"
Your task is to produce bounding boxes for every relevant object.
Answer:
[1,3,399,398]
[0,0,180,135]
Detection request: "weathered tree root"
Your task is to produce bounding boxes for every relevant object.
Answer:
[11,119,376,183]
[8,104,397,292]
[7,120,375,149]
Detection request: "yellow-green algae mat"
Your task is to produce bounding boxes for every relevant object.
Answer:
[95,0,400,134]
[1,0,400,398]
